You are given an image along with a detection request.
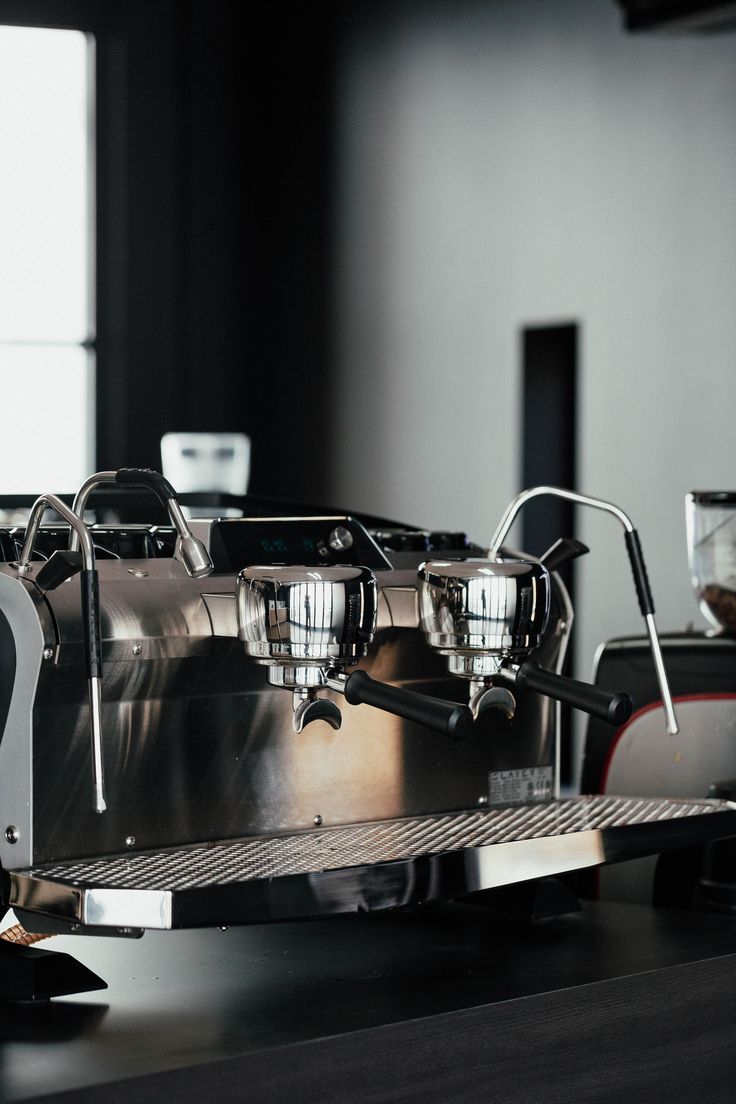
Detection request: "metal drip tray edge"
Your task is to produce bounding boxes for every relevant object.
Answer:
[8,795,736,930]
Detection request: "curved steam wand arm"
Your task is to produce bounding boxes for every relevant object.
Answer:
[69,468,213,578]
[488,485,678,735]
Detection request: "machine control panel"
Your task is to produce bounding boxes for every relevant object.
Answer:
[204,516,392,572]
[0,519,480,571]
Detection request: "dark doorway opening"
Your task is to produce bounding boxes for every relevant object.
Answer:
[521,321,578,785]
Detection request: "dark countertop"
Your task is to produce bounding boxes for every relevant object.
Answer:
[2,897,736,1103]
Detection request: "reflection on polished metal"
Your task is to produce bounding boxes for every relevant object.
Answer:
[468,683,516,721]
[8,795,736,930]
[13,492,107,814]
[488,485,679,735]
[238,565,475,740]
[417,557,553,718]
[168,497,213,578]
[69,470,213,578]
[292,693,342,733]
[88,675,105,814]
[238,564,378,731]
[418,559,550,666]
[238,564,377,666]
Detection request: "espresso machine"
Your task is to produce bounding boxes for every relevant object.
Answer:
[1,471,734,995]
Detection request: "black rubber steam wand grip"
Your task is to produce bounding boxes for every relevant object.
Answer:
[81,567,103,679]
[624,528,655,616]
[344,669,474,741]
[515,660,632,727]
[116,467,178,504]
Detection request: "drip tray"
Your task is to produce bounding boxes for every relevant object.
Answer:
[9,795,736,931]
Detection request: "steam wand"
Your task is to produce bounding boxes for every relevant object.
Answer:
[488,486,679,735]
[69,468,213,578]
[14,495,107,812]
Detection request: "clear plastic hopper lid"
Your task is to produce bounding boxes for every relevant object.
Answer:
[686,491,736,631]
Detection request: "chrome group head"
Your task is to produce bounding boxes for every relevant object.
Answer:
[417,558,551,666]
[237,564,378,684]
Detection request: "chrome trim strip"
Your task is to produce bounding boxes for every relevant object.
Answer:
[84,888,173,928]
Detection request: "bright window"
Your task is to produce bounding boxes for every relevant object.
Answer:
[0,25,94,495]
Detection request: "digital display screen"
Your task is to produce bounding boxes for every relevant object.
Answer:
[208,518,389,572]
[258,536,305,558]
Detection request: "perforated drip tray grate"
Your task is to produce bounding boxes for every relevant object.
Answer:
[10,795,736,931]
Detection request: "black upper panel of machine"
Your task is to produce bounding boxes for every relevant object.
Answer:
[0,526,167,563]
[1,490,479,569]
[1,516,478,570]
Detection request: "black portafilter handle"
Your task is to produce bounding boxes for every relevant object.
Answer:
[344,669,474,741]
[515,660,632,727]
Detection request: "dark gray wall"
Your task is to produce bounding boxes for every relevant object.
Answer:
[1,0,341,501]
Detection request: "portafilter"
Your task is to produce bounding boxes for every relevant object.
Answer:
[419,485,684,733]
[419,485,679,734]
[418,553,631,725]
[237,564,473,738]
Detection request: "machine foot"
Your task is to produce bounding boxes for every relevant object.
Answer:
[0,939,107,1003]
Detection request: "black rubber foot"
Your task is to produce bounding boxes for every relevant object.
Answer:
[0,940,107,1002]
[465,877,584,922]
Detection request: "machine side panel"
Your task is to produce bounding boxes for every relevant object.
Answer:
[0,570,47,869]
[0,609,15,745]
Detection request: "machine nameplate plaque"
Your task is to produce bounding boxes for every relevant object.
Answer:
[489,766,554,806]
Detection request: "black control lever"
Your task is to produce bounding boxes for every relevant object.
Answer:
[343,669,474,741]
[513,660,632,727]
[34,549,83,591]
[539,537,589,573]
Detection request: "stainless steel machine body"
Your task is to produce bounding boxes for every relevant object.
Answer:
[0,513,563,871]
[1,488,734,934]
